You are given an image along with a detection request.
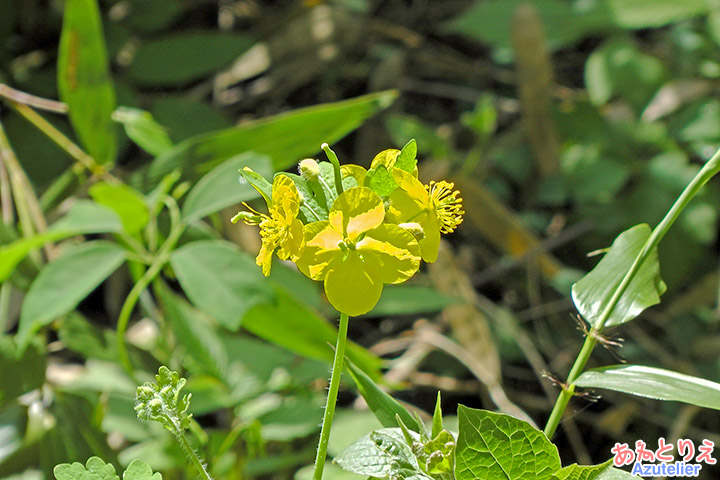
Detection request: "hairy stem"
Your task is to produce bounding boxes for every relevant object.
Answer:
[173,423,213,480]
[313,312,350,480]
[544,147,720,439]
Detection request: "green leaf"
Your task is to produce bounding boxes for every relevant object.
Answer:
[17,241,126,353]
[88,183,149,235]
[182,152,273,222]
[128,31,255,86]
[575,364,720,410]
[431,392,443,439]
[137,90,398,188]
[367,165,397,197]
[241,287,382,378]
[0,200,122,283]
[336,428,430,480]
[345,359,421,432]
[455,406,560,480]
[53,456,119,480]
[112,106,173,156]
[395,139,418,173]
[571,224,666,328]
[284,172,330,223]
[0,336,46,410]
[237,165,273,206]
[603,0,710,28]
[169,239,274,330]
[595,468,642,479]
[123,460,162,480]
[585,39,666,111]
[57,0,117,164]
[49,200,124,234]
[552,461,611,480]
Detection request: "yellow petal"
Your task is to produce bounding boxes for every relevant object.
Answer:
[324,253,383,316]
[329,187,384,241]
[418,214,441,263]
[277,218,305,261]
[370,149,400,170]
[272,174,301,219]
[391,169,428,203]
[256,241,274,276]
[358,224,421,284]
[295,221,342,280]
[340,164,368,187]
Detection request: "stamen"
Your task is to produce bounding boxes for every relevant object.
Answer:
[427,181,464,233]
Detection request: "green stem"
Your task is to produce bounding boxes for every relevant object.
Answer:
[313,312,350,480]
[0,282,10,334]
[544,148,720,439]
[116,222,184,378]
[321,143,344,196]
[173,423,213,480]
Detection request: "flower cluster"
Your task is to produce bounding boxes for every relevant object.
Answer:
[232,140,463,316]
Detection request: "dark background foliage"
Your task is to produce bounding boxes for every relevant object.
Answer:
[3,0,720,478]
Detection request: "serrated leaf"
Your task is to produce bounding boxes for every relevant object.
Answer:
[367,165,398,196]
[336,428,425,479]
[346,359,421,432]
[57,0,117,164]
[169,239,274,330]
[17,241,126,353]
[575,364,720,410]
[455,406,560,480]
[54,456,119,480]
[395,139,417,173]
[552,460,611,480]
[88,183,149,235]
[571,224,666,328]
[137,90,398,188]
[112,106,173,156]
[182,152,272,222]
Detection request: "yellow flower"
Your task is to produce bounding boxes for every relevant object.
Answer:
[233,174,305,276]
[386,169,464,263]
[296,186,421,316]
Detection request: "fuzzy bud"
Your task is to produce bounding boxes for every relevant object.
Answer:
[298,158,321,181]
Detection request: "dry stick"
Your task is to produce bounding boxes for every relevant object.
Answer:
[0,139,12,224]
[0,83,68,113]
[6,100,120,184]
[0,120,56,259]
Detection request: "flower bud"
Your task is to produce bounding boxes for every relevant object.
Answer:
[298,158,320,181]
[231,211,262,224]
